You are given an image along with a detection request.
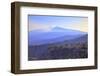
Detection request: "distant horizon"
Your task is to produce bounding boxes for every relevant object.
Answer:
[29,25,87,33]
[28,15,88,32]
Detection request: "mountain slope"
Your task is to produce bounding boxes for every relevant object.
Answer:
[28,27,87,45]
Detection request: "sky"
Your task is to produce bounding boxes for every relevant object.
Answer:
[28,15,88,32]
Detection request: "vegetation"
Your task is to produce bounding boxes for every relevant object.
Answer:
[28,40,88,60]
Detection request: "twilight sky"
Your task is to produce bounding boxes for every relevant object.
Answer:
[28,15,88,32]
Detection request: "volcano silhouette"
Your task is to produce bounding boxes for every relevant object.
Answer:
[28,26,87,45]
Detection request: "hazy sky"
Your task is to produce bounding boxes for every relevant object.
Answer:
[28,15,88,32]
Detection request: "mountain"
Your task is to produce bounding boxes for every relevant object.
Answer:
[51,26,86,34]
[28,34,88,60]
[28,27,87,45]
[52,27,69,32]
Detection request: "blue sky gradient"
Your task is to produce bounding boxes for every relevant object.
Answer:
[28,15,88,32]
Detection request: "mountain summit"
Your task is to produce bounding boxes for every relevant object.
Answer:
[52,26,67,31]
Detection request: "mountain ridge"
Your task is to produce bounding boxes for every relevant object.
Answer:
[29,27,87,45]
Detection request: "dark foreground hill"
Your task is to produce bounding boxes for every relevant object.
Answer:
[28,34,88,61]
